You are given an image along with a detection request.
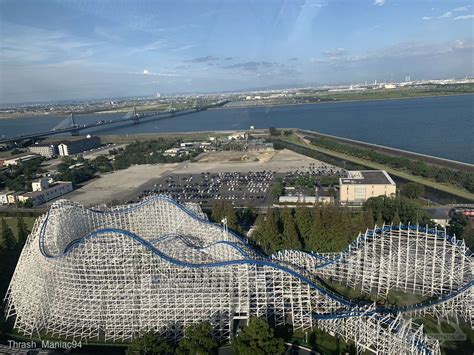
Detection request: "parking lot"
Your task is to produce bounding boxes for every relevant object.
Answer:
[282,163,345,183]
[140,163,346,208]
[63,149,345,207]
[141,170,275,207]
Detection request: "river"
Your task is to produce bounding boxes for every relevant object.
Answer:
[1,94,473,163]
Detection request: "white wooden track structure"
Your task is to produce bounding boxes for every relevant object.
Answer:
[4,196,473,354]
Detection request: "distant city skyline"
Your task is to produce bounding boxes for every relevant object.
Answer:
[1,0,473,103]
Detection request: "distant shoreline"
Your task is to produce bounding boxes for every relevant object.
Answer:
[1,92,473,120]
[218,92,474,110]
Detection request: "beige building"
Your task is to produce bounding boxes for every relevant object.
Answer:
[29,143,59,158]
[18,179,73,206]
[339,170,396,205]
[0,191,25,205]
[0,192,12,205]
[32,178,49,192]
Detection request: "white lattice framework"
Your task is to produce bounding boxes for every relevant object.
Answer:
[274,225,474,326]
[4,196,473,354]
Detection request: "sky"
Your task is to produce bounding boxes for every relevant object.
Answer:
[0,0,473,103]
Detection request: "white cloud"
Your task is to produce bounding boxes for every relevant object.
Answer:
[454,14,474,20]
[93,26,123,43]
[314,39,474,65]
[424,6,471,21]
[367,24,381,31]
[373,0,385,6]
[126,40,168,56]
[172,44,197,52]
[0,22,100,65]
[322,48,348,58]
[132,70,182,77]
[438,11,452,19]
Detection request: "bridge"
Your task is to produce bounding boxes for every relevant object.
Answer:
[0,100,229,145]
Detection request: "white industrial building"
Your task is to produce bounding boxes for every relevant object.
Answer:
[17,178,73,206]
[163,147,189,157]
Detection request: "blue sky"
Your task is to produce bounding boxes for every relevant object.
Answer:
[0,0,473,103]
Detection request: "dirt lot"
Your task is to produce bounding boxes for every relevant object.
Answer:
[65,149,335,206]
[185,149,321,173]
[65,163,182,206]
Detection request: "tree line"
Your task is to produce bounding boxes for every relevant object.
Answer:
[250,205,373,254]
[126,318,285,355]
[127,316,356,355]
[210,195,431,255]
[1,139,204,198]
[0,217,30,339]
[0,159,44,192]
[309,136,474,193]
[448,212,474,249]
[111,139,202,170]
[56,139,202,184]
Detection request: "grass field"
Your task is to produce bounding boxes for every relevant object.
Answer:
[279,135,474,202]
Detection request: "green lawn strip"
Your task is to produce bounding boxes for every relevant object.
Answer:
[279,137,474,202]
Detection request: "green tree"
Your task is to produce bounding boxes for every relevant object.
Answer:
[232,317,285,355]
[363,209,375,228]
[271,177,283,200]
[400,182,425,199]
[264,209,282,253]
[268,127,281,136]
[249,214,267,252]
[0,219,16,251]
[0,219,17,297]
[364,196,430,226]
[176,322,217,355]
[447,212,467,237]
[294,207,313,249]
[126,332,174,355]
[91,155,113,173]
[464,174,474,193]
[375,211,384,226]
[308,206,324,251]
[280,208,302,249]
[16,216,29,248]
[392,210,401,225]
[211,201,224,224]
[222,202,239,232]
[237,205,256,229]
[461,224,474,250]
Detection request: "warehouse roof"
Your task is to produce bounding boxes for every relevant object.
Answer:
[340,170,395,185]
